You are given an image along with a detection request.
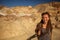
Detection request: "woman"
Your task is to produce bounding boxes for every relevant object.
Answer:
[35,12,53,40]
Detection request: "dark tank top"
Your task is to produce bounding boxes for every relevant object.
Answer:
[38,28,51,40]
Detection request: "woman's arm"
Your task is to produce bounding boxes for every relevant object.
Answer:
[35,23,41,36]
[37,30,41,36]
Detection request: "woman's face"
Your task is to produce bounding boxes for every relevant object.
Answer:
[42,14,49,23]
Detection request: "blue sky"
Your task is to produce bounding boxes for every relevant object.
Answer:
[0,0,60,7]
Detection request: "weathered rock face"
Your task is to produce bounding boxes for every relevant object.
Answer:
[0,2,60,40]
[0,6,41,40]
[0,15,36,40]
[34,2,60,28]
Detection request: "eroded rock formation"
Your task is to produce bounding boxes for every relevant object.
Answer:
[0,2,60,40]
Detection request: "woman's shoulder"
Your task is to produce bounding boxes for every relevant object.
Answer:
[37,22,42,27]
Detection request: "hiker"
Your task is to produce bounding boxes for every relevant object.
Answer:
[35,12,53,40]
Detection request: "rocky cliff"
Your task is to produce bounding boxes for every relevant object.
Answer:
[0,2,60,40]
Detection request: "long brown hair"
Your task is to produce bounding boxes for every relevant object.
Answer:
[41,12,53,32]
[35,12,53,34]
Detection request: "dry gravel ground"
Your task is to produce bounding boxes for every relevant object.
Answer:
[52,28,60,40]
[0,28,60,40]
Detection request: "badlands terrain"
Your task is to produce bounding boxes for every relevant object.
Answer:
[0,2,60,40]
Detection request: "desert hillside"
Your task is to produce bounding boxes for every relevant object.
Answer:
[0,2,60,40]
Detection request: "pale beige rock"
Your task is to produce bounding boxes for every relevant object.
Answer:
[0,2,60,40]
